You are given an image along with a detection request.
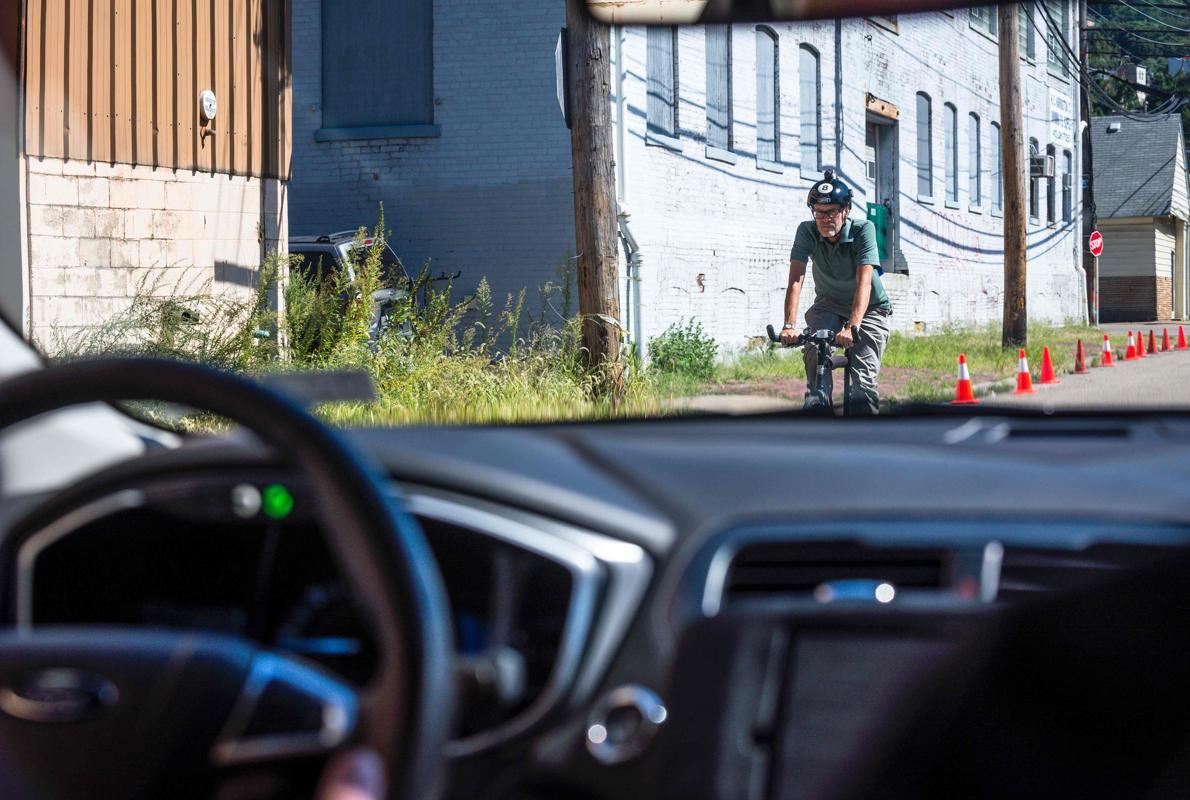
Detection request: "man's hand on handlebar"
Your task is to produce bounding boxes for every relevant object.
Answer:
[778,326,802,346]
[835,326,856,349]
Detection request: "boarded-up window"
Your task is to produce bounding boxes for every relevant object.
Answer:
[706,26,732,150]
[1047,1,1070,76]
[757,28,779,163]
[1020,6,1036,60]
[1063,149,1073,222]
[944,103,958,203]
[917,93,932,197]
[322,0,433,128]
[969,113,981,206]
[969,6,998,37]
[648,27,678,138]
[1029,138,1040,220]
[799,45,819,176]
[991,122,1003,212]
[1046,143,1057,224]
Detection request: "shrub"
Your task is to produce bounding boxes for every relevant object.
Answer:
[648,318,718,380]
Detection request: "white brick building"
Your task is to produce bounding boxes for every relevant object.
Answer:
[289,4,1087,353]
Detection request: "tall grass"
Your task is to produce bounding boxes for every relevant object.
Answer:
[49,213,668,426]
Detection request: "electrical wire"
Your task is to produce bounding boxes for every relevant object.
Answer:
[1089,6,1190,45]
[1133,0,1190,23]
[1116,0,1190,31]
[1040,0,1184,120]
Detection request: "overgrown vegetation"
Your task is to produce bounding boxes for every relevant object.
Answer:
[648,318,719,380]
[50,212,671,426]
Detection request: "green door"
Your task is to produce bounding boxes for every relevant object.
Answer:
[866,202,890,264]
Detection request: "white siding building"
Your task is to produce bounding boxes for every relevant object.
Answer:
[289,3,1087,353]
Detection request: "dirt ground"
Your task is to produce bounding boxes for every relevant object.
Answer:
[708,366,953,405]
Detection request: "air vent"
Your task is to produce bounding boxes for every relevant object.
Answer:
[996,544,1174,601]
[723,541,950,604]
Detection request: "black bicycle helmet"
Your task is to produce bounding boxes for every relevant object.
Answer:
[806,169,852,209]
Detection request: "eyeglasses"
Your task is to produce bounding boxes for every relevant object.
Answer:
[812,208,844,219]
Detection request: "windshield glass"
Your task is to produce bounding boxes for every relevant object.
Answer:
[5,1,1185,425]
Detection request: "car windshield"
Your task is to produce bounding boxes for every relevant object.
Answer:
[3,0,1186,426]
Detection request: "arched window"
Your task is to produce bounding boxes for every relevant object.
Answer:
[756,28,780,164]
[990,122,1002,212]
[916,93,932,198]
[1028,137,1040,221]
[799,44,820,176]
[968,113,981,207]
[944,103,958,204]
[706,26,733,151]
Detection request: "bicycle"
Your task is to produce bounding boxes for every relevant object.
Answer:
[766,324,853,416]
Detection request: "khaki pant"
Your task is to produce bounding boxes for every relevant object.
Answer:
[803,298,892,415]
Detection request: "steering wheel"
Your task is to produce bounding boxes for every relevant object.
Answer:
[0,358,455,800]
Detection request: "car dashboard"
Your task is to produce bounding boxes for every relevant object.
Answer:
[4,411,1190,799]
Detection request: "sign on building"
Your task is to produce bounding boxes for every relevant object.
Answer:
[1049,90,1074,149]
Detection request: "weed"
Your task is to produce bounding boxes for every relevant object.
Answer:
[649,318,719,380]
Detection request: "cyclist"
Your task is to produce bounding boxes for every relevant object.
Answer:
[779,170,893,415]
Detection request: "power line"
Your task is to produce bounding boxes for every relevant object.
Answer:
[1088,7,1190,44]
[1133,0,1190,22]
[1040,0,1184,120]
[1117,0,1190,31]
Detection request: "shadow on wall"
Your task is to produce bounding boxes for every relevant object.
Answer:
[215,262,260,289]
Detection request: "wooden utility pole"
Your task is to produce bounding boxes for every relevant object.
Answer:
[1079,0,1098,324]
[999,3,1028,347]
[565,0,625,397]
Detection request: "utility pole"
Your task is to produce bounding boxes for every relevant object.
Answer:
[565,0,625,397]
[1080,0,1098,324]
[1000,3,1028,347]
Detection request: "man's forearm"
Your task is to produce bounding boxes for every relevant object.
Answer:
[784,260,807,326]
[848,266,874,329]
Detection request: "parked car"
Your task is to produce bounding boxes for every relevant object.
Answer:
[289,231,413,342]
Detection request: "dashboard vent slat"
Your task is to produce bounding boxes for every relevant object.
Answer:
[723,542,949,604]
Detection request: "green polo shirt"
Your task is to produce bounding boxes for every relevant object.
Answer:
[790,217,891,312]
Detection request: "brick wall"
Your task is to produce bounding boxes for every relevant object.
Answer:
[288,5,1087,354]
[26,157,285,349]
[1100,276,1173,321]
[288,0,575,315]
[620,12,1086,352]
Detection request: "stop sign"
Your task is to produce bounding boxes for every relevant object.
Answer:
[1089,230,1104,257]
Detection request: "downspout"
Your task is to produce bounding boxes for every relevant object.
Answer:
[834,19,842,171]
[618,206,645,363]
[612,26,645,362]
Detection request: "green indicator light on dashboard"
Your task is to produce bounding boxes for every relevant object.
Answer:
[262,484,295,519]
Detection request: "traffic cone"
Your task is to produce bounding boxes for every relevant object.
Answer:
[1038,346,1060,384]
[1074,339,1090,374]
[1125,331,1137,360]
[1148,330,1158,355]
[1100,334,1115,367]
[1163,328,1172,352]
[950,354,978,405]
[1137,329,1147,358]
[1013,349,1037,394]
[1179,326,1188,350]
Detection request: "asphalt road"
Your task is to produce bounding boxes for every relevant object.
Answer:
[986,346,1190,410]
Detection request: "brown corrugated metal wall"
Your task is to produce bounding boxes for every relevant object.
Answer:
[24,0,291,179]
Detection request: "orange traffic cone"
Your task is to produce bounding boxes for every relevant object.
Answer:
[1101,334,1115,367]
[1125,331,1138,360]
[1013,349,1037,394]
[951,354,978,405]
[1148,329,1158,355]
[1180,326,1188,350]
[1038,346,1060,384]
[1163,328,1172,352]
[1074,339,1090,374]
[1137,329,1147,358]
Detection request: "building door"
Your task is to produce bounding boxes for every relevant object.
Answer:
[864,114,899,273]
